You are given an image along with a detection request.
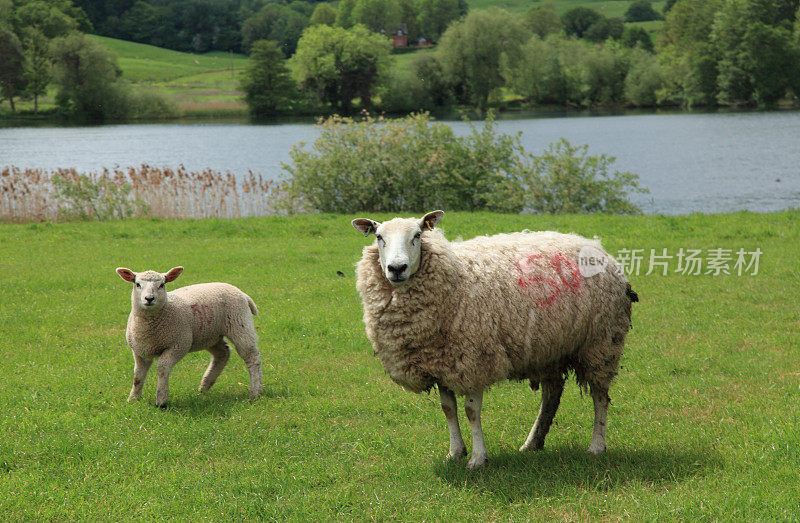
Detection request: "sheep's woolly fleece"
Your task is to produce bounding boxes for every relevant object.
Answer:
[355,229,634,396]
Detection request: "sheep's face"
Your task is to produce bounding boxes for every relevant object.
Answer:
[352,210,443,287]
[116,266,184,312]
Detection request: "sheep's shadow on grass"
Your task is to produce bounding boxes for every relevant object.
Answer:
[155,385,289,418]
[432,445,721,501]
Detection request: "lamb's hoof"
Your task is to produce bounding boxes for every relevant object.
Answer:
[446,448,467,460]
[519,440,544,452]
[249,389,263,400]
[466,455,488,469]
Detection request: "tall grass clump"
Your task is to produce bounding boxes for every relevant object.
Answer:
[283,112,647,214]
[0,166,289,222]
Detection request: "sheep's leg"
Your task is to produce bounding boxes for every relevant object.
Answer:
[128,352,153,402]
[231,339,263,399]
[155,351,183,408]
[199,339,230,392]
[587,385,610,455]
[520,377,565,452]
[465,391,488,469]
[438,385,467,460]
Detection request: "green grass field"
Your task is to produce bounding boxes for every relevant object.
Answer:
[1,211,798,518]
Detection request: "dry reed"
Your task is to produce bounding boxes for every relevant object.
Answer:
[0,165,293,222]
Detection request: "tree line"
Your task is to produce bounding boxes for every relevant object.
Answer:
[0,0,174,120]
[242,0,800,118]
[70,0,466,55]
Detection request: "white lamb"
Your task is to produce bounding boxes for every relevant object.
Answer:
[352,210,637,468]
[116,266,263,407]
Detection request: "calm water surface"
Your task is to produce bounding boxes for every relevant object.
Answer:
[1,111,799,215]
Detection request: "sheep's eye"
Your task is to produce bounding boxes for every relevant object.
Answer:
[135,282,141,288]
[159,283,165,289]
[375,234,385,245]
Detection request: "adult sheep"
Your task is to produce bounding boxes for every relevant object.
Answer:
[352,211,637,468]
[116,266,263,407]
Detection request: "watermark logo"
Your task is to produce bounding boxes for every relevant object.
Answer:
[578,246,610,278]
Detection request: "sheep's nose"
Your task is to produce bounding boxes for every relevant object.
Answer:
[388,263,407,275]
[144,296,155,304]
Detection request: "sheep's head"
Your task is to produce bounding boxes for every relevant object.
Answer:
[116,266,184,312]
[352,210,443,286]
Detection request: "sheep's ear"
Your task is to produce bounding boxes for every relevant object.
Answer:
[352,218,379,236]
[419,210,444,231]
[164,266,184,283]
[116,267,136,283]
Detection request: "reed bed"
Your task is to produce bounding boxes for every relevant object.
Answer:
[1,165,292,222]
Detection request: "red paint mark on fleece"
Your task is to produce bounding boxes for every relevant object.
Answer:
[515,253,582,307]
[191,303,214,330]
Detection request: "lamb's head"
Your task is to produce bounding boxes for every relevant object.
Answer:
[352,210,443,286]
[116,266,184,312]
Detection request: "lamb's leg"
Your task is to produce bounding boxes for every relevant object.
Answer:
[520,377,565,452]
[587,385,610,455]
[155,351,183,408]
[231,339,263,399]
[439,385,467,460]
[128,352,153,402]
[465,391,488,469]
[199,339,230,392]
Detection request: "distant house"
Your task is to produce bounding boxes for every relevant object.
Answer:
[391,23,408,48]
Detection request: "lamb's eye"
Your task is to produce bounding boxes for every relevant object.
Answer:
[135,282,141,288]
[159,283,165,289]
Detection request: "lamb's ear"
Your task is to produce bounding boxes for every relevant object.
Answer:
[164,266,184,283]
[419,210,444,231]
[116,267,136,283]
[352,218,380,236]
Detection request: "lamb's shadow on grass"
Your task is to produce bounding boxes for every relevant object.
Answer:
[159,385,290,419]
[432,445,721,501]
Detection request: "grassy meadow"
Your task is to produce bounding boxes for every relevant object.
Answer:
[0,211,798,519]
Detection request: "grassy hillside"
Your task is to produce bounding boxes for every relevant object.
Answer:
[468,0,667,17]
[0,211,799,518]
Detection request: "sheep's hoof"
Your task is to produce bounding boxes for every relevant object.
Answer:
[127,395,141,403]
[156,402,168,410]
[586,445,606,456]
[446,448,467,460]
[466,455,488,469]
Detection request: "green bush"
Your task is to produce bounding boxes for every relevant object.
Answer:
[521,138,648,214]
[283,113,647,215]
[52,174,149,220]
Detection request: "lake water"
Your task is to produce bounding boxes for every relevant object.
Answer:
[1,111,799,215]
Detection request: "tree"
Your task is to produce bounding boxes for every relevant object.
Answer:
[584,16,624,42]
[437,8,530,110]
[526,3,562,38]
[624,0,661,23]
[335,0,356,28]
[712,0,800,105]
[417,0,460,42]
[561,7,601,38]
[50,31,130,121]
[241,3,308,56]
[291,24,391,113]
[351,0,399,33]
[21,27,50,114]
[663,0,678,14]
[621,26,654,52]
[309,3,336,26]
[657,0,724,106]
[240,39,296,117]
[0,27,26,113]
